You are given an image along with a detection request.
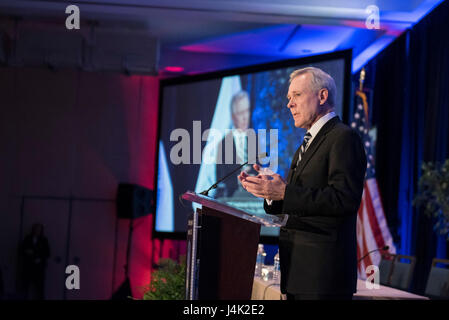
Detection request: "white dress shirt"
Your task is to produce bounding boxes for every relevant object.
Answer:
[302,111,337,152]
[265,111,337,205]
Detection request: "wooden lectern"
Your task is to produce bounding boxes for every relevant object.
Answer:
[182,191,288,300]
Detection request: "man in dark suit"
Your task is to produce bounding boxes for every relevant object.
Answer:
[239,67,366,300]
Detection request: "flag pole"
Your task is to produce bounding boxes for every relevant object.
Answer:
[357,68,369,130]
[359,68,366,92]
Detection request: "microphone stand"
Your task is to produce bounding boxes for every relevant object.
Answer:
[200,153,267,196]
[357,246,390,264]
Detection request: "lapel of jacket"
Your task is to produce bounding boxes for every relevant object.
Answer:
[291,116,340,182]
[287,147,301,183]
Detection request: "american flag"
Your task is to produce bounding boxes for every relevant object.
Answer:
[352,90,396,279]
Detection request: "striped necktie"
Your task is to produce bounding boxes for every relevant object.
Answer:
[295,132,312,168]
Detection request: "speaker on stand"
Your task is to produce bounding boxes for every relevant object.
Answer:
[111,183,154,299]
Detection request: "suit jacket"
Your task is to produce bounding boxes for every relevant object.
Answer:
[215,131,255,198]
[215,132,241,198]
[264,116,367,295]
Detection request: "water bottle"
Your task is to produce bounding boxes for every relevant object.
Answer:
[273,249,280,283]
[255,244,266,277]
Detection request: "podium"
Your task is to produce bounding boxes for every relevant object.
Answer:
[182,191,288,300]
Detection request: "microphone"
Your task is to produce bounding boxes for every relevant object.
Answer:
[357,246,390,264]
[199,153,268,196]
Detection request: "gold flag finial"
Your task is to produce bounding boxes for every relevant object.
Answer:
[359,68,366,91]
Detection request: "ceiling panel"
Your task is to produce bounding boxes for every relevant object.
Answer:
[0,0,444,74]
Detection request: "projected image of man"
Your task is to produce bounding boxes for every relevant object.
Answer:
[215,91,252,198]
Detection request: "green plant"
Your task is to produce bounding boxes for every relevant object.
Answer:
[413,159,449,239]
[142,257,186,300]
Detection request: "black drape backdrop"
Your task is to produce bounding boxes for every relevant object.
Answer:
[355,0,449,294]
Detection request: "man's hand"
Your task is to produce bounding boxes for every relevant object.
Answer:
[238,164,287,200]
[238,163,266,182]
[236,164,253,186]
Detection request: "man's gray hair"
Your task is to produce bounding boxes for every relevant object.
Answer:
[289,67,337,108]
[230,90,250,113]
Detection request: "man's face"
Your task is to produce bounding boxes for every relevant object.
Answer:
[287,73,322,130]
[232,97,250,130]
